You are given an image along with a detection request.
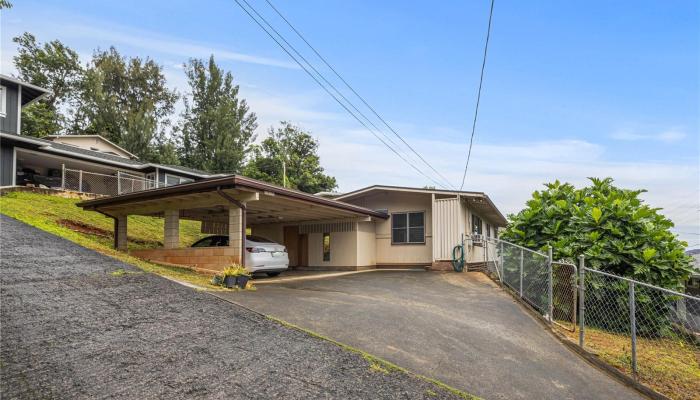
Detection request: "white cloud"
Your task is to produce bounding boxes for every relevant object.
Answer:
[611,129,687,143]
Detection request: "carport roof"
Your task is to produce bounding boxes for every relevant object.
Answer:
[77,175,389,223]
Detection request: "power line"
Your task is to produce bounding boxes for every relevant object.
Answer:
[232,0,449,189]
[237,0,452,190]
[459,0,495,191]
[263,0,457,190]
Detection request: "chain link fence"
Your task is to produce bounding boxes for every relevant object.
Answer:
[580,267,700,398]
[481,236,577,331]
[63,168,156,196]
[475,235,700,399]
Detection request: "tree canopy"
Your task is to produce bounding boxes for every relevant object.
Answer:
[178,56,257,173]
[244,122,337,194]
[72,47,178,163]
[13,33,83,137]
[501,178,693,290]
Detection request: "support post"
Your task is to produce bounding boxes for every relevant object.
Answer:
[629,281,638,378]
[547,246,553,324]
[519,248,524,298]
[163,210,180,249]
[79,170,83,192]
[61,164,65,190]
[579,255,585,347]
[115,215,127,251]
[117,171,122,195]
[499,241,504,285]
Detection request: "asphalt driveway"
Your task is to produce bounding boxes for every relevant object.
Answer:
[217,270,645,400]
[0,215,471,399]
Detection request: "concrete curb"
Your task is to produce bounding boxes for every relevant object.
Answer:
[253,268,426,285]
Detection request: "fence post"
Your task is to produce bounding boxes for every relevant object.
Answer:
[519,248,524,298]
[499,240,504,287]
[61,164,65,190]
[578,255,585,347]
[78,170,83,192]
[629,281,638,378]
[547,246,553,324]
[117,171,122,195]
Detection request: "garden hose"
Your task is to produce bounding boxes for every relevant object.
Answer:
[451,244,465,272]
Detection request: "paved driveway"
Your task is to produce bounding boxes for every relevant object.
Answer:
[0,215,471,399]
[218,270,645,400]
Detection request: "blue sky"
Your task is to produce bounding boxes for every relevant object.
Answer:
[1,0,698,247]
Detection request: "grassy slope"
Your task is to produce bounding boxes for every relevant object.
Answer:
[561,326,700,400]
[0,191,216,288]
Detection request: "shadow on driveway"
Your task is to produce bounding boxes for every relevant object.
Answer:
[216,270,645,400]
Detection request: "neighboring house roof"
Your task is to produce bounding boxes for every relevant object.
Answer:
[45,135,139,160]
[0,131,215,179]
[335,184,508,226]
[77,174,390,220]
[686,249,700,277]
[0,74,51,106]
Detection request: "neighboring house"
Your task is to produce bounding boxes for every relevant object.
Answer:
[0,74,216,194]
[686,249,700,296]
[77,178,507,272]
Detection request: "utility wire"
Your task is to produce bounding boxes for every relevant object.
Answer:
[263,0,457,190]
[459,0,495,191]
[232,0,448,189]
[238,0,450,189]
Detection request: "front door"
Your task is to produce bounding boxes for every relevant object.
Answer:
[284,226,300,267]
[298,234,309,267]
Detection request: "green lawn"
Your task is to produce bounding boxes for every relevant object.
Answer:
[0,191,218,288]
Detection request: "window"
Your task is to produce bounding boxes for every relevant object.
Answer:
[0,86,6,118]
[472,214,483,235]
[165,174,194,187]
[322,232,331,261]
[391,211,425,244]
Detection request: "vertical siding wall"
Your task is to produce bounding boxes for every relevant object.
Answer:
[0,84,19,134]
[0,142,14,186]
[433,197,462,260]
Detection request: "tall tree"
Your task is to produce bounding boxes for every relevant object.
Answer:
[244,121,337,193]
[12,33,83,137]
[72,47,177,162]
[0,1,12,9]
[178,56,257,173]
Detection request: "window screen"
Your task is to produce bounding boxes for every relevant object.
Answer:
[392,212,425,244]
[322,233,331,261]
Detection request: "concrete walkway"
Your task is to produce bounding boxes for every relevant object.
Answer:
[217,270,646,400]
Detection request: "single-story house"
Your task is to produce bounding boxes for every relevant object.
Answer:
[0,74,216,194]
[77,177,506,272]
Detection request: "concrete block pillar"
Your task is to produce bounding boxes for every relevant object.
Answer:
[228,206,243,264]
[164,210,180,249]
[115,215,128,251]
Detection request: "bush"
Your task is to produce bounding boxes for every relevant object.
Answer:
[501,177,693,291]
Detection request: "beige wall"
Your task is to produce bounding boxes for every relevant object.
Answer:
[344,191,433,265]
[308,230,358,268]
[251,223,284,243]
[49,136,133,159]
[356,221,376,267]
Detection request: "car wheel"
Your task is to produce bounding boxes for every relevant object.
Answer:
[266,272,281,277]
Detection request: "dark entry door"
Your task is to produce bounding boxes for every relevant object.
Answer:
[284,226,299,267]
[298,234,309,267]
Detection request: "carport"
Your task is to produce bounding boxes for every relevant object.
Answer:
[77,175,387,273]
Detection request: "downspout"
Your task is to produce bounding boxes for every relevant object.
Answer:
[217,188,247,267]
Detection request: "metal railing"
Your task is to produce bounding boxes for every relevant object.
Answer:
[476,235,700,394]
[62,168,156,196]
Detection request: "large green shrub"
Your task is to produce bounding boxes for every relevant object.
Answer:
[501,178,693,291]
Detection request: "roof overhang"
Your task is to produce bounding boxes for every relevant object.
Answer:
[0,74,51,106]
[77,175,388,225]
[336,184,508,226]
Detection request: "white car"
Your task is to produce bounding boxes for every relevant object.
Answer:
[191,235,289,277]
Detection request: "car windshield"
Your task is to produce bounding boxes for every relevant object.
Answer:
[246,235,274,243]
